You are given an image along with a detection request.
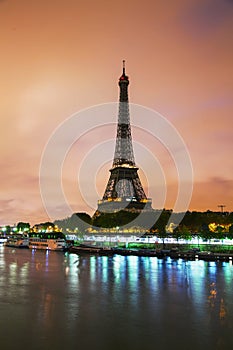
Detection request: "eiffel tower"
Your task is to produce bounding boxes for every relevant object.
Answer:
[95,61,152,215]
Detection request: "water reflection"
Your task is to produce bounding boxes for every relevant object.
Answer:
[1,248,233,349]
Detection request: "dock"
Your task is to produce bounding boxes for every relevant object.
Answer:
[68,245,233,262]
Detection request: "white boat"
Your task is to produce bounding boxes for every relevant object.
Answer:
[0,236,8,244]
[5,236,29,248]
[29,237,67,251]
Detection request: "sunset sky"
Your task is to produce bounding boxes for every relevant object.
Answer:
[0,0,232,225]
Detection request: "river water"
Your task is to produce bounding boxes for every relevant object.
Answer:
[0,245,233,350]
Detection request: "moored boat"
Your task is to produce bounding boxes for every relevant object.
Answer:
[29,232,67,251]
[69,243,114,255]
[29,237,67,251]
[0,236,8,244]
[5,236,29,248]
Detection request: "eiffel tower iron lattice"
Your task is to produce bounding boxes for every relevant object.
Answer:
[96,61,152,214]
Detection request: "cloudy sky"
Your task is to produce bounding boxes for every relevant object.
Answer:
[0,0,232,225]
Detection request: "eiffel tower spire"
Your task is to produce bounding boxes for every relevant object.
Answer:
[96,61,152,213]
[113,60,135,167]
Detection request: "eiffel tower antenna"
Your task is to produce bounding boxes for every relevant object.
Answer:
[123,59,125,75]
[95,62,152,214]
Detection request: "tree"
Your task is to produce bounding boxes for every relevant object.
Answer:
[5,225,11,234]
[17,222,30,232]
[200,223,213,243]
[153,209,172,248]
[227,224,233,240]
[54,212,92,233]
[173,225,191,243]
[92,211,139,229]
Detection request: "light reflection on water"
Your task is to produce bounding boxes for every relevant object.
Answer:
[0,246,233,350]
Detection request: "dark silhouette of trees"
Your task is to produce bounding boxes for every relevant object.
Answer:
[17,222,30,232]
[151,209,172,248]
[32,222,55,232]
[26,210,233,241]
[54,212,92,233]
[173,225,191,242]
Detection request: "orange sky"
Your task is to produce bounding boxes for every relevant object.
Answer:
[0,0,232,225]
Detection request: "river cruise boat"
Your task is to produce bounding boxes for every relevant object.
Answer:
[29,232,67,251]
[5,236,29,248]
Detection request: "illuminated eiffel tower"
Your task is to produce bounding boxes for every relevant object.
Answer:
[95,61,152,215]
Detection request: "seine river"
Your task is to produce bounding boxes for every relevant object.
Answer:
[0,245,233,350]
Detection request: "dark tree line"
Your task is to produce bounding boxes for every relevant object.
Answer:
[54,213,92,233]
[17,209,232,238]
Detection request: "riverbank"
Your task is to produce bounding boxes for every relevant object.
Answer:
[69,242,233,262]
[122,242,233,253]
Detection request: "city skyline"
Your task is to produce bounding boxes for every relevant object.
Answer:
[0,0,232,225]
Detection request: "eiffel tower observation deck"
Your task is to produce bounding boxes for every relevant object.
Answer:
[96,61,152,214]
